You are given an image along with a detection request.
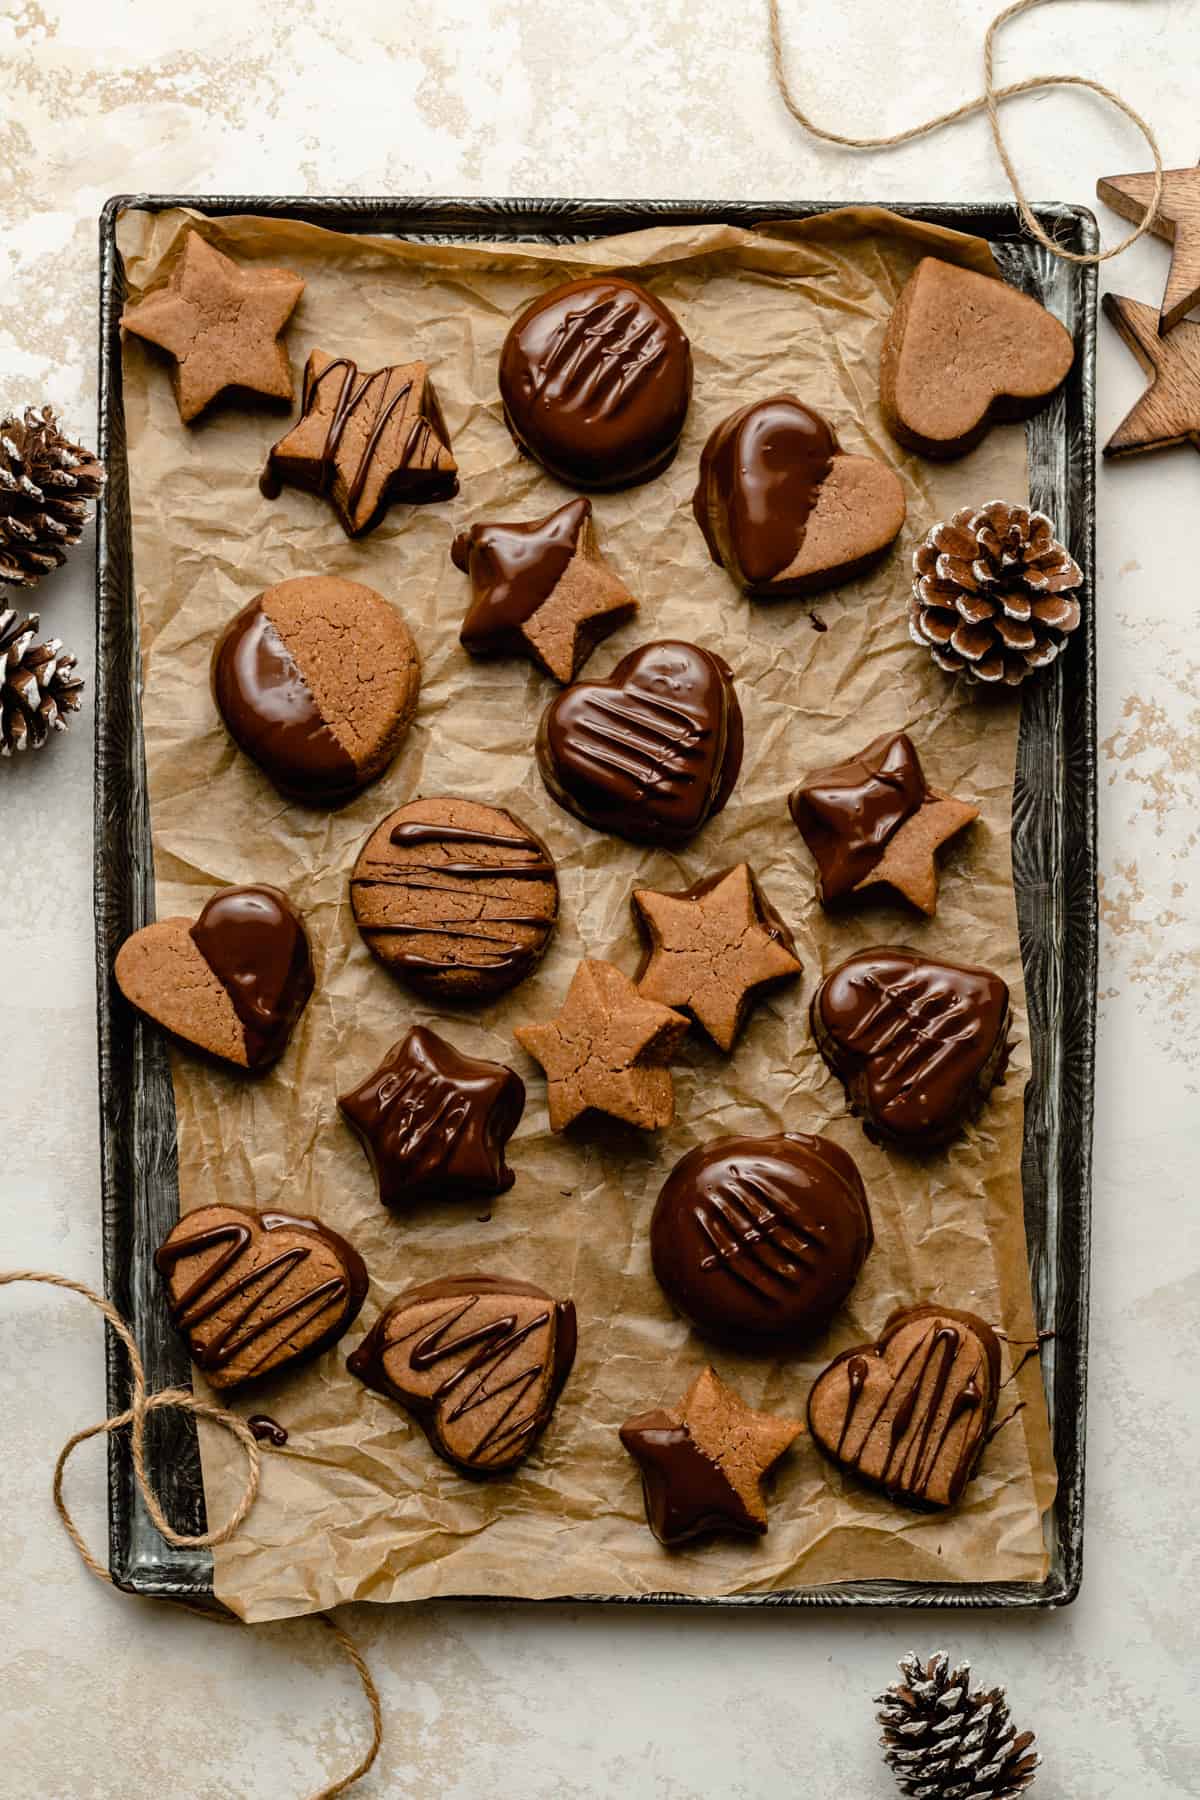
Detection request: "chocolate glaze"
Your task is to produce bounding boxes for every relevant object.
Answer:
[454,496,591,656]
[651,1132,872,1345]
[789,731,927,902]
[339,1025,526,1209]
[189,885,314,1071]
[693,395,837,587]
[347,1273,576,1476]
[211,597,359,804]
[537,639,743,845]
[811,947,1010,1147]
[499,277,692,489]
[618,1412,758,1546]
[248,1414,288,1446]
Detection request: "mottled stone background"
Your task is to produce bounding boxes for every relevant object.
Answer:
[1,1,1196,1794]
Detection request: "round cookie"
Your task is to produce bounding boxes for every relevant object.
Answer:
[350,796,559,1001]
[498,276,692,489]
[211,575,420,804]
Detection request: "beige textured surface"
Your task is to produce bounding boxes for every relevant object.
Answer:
[1,2,1197,1795]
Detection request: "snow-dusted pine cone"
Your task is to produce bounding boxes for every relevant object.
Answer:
[0,406,104,589]
[0,610,85,754]
[910,501,1082,687]
[877,1652,1041,1799]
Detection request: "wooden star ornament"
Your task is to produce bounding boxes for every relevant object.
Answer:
[1097,164,1200,333]
[120,231,305,424]
[1102,294,1200,459]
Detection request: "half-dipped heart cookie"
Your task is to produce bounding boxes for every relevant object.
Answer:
[115,884,313,1073]
[155,1203,368,1390]
[347,1274,577,1476]
[811,947,1010,1149]
[536,639,743,844]
[880,258,1075,460]
[693,395,907,597]
[807,1304,1002,1508]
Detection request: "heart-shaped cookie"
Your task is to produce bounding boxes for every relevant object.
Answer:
[347,1274,577,1475]
[536,639,743,844]
[807,1304,1001,1508]
[115,884,313,1072]
[693,395,907,597]
[811,946,1010,1148]
[155,1203,368,1390]
[880,258,1075,460]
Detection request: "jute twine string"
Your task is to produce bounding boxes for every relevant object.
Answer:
[768,0,1164,266]
[1,1269,383,1799]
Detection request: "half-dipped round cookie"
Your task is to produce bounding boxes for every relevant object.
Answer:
[499,276,692,489]
[212,576,420,804]
[693,396,906,597]
[155,1203,368,1389]
[115,884,313,1072]
[350,796,559,1001]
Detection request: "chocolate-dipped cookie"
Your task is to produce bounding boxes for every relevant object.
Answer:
[339,1026,525,1209]
[350,797,558,1001]
[811,947,1010,1148]
[155,1203,367,1389]
[453,496,637,682]
[499,276,692,489]
[789,731,978,915]
[347,1274,576,1475]
[262,349,457,536]
[807,1305,1001,1508]
[115,884,313,1072]
[620,1366,802,1547]
[693,395,907,597]
[650,1132,872,1346]
[632,863,802,1051]
[212,576,420,805]
[537,640,743,845]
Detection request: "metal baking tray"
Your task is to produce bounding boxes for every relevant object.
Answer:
[95,195,1096,1609]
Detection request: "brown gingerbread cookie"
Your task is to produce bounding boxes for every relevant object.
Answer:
[115,884,313,1072]
[350,797,559,1001]
[212,576,420,805]
[120,231,305,424]
[693,395,907,597]
[453,496,637,682]
[880,258,1074,460]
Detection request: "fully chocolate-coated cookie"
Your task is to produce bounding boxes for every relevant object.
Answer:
[155,1203,368,1389]
[536,640,743,845]
[350,797,559,1001]
[811,947,1010,1148]
[347,1274,576,1475]
[212,576,420,805]
[115,884,313,1072]
[650,1132,872,1346]
[499,276,692,489]
[807,1304,1002,1508]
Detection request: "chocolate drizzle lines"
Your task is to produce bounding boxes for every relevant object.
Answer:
[403,1297,553,1458]
[833,1321,986,1503]
[532,294,671,418]
[694,1171,826,1298]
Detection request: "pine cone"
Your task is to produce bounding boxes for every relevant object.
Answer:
[877,1652,1041,1799]
[0,406,104,589]
[1,610,85,754]
[910,501,1082,687]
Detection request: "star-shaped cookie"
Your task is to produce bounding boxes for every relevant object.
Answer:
[513,957,687,1132]
[120,231,305,424]
[620,1366,802,1547]
[1098,165,1200,333]
[632,863,802,1052]
[1102,294,1200,459]
[789,730,978,915]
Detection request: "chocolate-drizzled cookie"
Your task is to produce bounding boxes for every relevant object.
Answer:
[811,947,1010,1148]
[347,1274,576,1476]
[499,276,692,489]
[350,797,559,1001]
[807,1305,1002,1508]
[155,1204,368,1389]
